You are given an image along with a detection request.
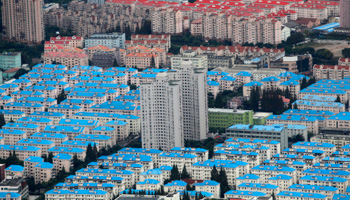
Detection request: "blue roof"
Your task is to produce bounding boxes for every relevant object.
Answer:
[140,169,162,175]
[193,159,247,169]
[106,67,137,72]
[171,147,208,153]
[303,168,350,176]
[17,139,54,145]
[0,129,25,135]
[277,191,326,199]
[132,73,157,78]
[283,109,334,116]
[30,111,65,117]
[267,115,319,122]
[301,95,336,102]
[46,189,107,195]
[237,71,251,76]
[76,168,133,175]
[269,174,293,180]
[49,104,81,110]
[0,192,21,198]
[137,179,160,185]
[207,81,220,86]
[159,152,197,159]
[294,100,344,108]
[264,159,306,166]
[48,146,85,153]
[238,183,278,189]
[278,72,296,77]
[6,165,24,172]
[313,22,340,31]
[0,145,40,151]
[17,97,56,103]
[289,184,338,192]
[280,80,299,86]
[31,132,68,139]
[178,190,213,197]
[215,150,258,156]
[75,134,111,140]
[227,124,284,132]
[5,102,43,108]
[300,175,347,183]
[194,180,220,186]
[59,119,99,126]
[207,71,229,76]
[120,189,155,195]
[104,120,128,126]
[165,180,187,187]
[333,194,350,200]
[44,125,85,133]
[54,153,72,160]
[328,112,350,121]
[252,165,296,172]
[225,190,266,197]
[244,81,263,87]
[98,153,152,162]
[158,166,172,171]
[35,162,54,169]
[61,140,98,147]
[300,88,347,95]
[61,99,94,104]
[24,156,43,163]
[17,117,52,123]
[225,138,280,144]
[283,148,324,154]
[237,174,260,180]
[261,76,280,82]
[118,147,162,154]
[293,142,335,148]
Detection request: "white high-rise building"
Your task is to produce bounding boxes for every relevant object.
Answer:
[140,61,208,150]
[169,61,208,141]
[140,73,184,151]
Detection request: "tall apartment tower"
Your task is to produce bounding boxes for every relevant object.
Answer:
[1,0,44,43]
[340,0,350,28]
[170,61,208,141]
[140,73,184,151]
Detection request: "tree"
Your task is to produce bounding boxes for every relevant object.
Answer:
[219,168,230,198]
[170,165,180,181]
[315,49,333,60]
[150,55,156,68]
[210,165,219,182]
[342,48,350,58]
[289,134,305,143]
[85,143,94,163]
[293,102,298,109]
[48,152,54,163]
[181,165,191,179]
[300,77,308,90]
[56,90,66,104]
[130,84,137,90]
[286,32,305,45]
[0,114,6,128]
[336,95,341,103]
[214,93,224,108]
[308,77,316,86]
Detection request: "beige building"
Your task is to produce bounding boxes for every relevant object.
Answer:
[50,36,84,48]
[313,64,350,80]
[43,52,89,68]
[152,7,183,34]
[291,4,328,20]
[1,0,44,43]
[125,53,159,69]
[34,162,53,183]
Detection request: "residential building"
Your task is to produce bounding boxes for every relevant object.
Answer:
[140,73,183,151]
[171,51,208,69]
[208,108,253,131]
[0,52,21,71]
[1,0,44,43]
[340,0,350,28]
[43,52,89,68]
[152,7,183,34]
[85,33,126,49]
[313,65,350,80]
[50,36,84,48]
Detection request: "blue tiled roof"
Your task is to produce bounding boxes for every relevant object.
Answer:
[301,95,336,102]
[171,147,208,153]
[207,81,220,86]
[238,183,278,189]
[300,88,347,95]
[74,134,111,140]
[48,146,85,153]
[17,139,54,145]
[0,145,40,151]
[165,180,187,187]
[293,142,335,148]
[0,192,21,198]
[193,159,246,169]
[76,168,133,175]
[261,76,280,82]
[178,190,213,197]
[0,129,25,135]
[17,117,52,123]
[24,156,43,163]
[328,112,350,121]
[294,100,344,108]
[289,184,338,192]
[30,111,65,117]
[333,194,350,200]
[137,179,160,185]
[5,102,43,108]
[118,147,162,154]
[140,169,162,175]
[6,165,24,172]
[159,152,196,159]
[237,174,260,180]
[44,125,85,133]
[278,72,296,77]
[300,175,347,183]
[31,132,68,139]
[194,180,219,186]
[283,109,334,116]
[225,138,280,144]
[35,162,54,169]
[54,153,72,160]
[61,140,98,147]
[59,119,99,126]
[267,115,319,122]
[269,174,293,180]
[221,76,236,81]
[227,124,284,131]
[277,191,326,199]
[225,190,266,197]
[46,189,107,195]
[236,71,251,76]
[244,81,263,87]
[252,165,296,172]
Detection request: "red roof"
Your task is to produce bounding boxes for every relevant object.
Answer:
[196,0,220,4]
[221,2,245,6]
[207,5,231,9]
[255,0,290,5]
[278,9,297,14]
[233,7,264,12]
[307,0,339,5]
[181,179,204,185]
[44,52,88,58]
[248,3,275,9]
[106,0,136,4]
[45,41,70,45]
[4,68,20,73]
[339,58,350,62]
[181,2,207,7]
[291,3,327,9]
[50,35,82,41]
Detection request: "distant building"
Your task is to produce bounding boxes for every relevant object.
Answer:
[340,0,350,28]
[0,178,29,199]
[208,108,253,131]
[0,52,21,71]
[92,51,116,69]
[85,33,126,49]
[87,0,105,4]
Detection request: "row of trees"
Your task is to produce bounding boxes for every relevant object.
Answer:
[211,166,230,198]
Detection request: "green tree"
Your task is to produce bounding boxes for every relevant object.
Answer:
[181,165,191,179]
[219,168,230,198]
[0,114,6,128]
[336,95,341,103]
[210,165,219,182]
[150,55,156,68]
[300,77,308,90]
[289,134,305,143]
[286,32,305,45]
[85,143,94,163]
[315,49,333,60]
[56,90,66,104]
[170,165,180,181]
[48,152,54,163]
[342,48,350,58]
[293,102,298,109]
[130,84,137,90]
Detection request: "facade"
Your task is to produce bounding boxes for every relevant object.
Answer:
[340,0,350,28]
[140,73,183,151]
[0,52,21,71]
[208,109,253,131]
[1,0,44,43]
[85,33,126,49]
[43,52,89,68]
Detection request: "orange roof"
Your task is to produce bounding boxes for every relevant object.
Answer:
[88,45,111,50]
[126,53,158,58]
[127,45,149,50]
[145,47,165,52]
[44,45,65,50]
[64,47,85,52]
[4,68,20,73]
[44,52,88,58]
